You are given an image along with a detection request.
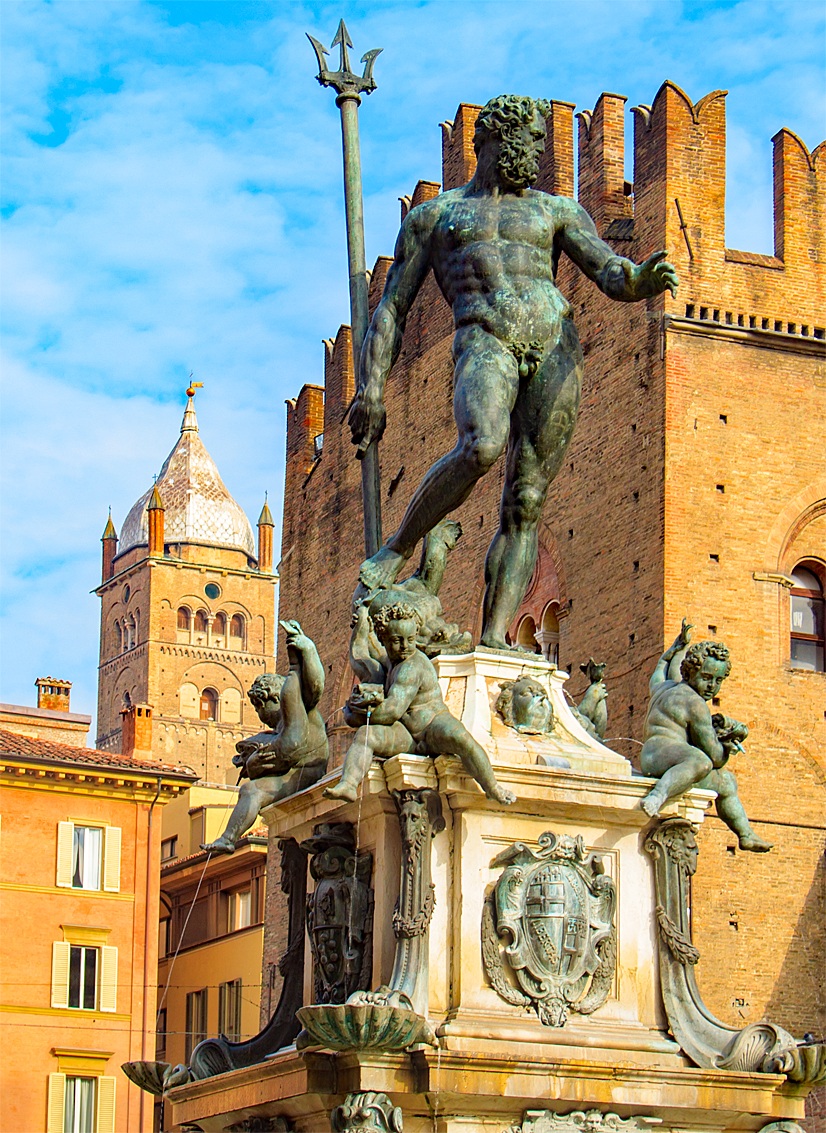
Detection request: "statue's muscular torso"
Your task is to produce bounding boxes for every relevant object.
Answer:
[419,188,577,345]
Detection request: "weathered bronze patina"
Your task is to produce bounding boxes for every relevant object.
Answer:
[641,620,771,852]
[201,621,329,853]
[350,94,677,649]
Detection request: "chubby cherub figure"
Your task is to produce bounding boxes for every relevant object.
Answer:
[324,600,515,805]
[201,621,329,853]
[641,620,771,852]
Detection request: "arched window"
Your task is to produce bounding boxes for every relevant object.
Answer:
[193,610,209,645]
[229,614,245,647]
[213,612,227,647]
[538,604,560,666]
[127,614,136,650]
[790,562,825,672]
[199,688,218,721]
[114,622,123,655]
[177,607,191,644]
[515,615,541,654]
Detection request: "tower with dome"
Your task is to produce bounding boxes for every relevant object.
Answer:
[94,389,277,783]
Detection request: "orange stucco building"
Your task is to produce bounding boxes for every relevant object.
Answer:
[0,726,196,1133]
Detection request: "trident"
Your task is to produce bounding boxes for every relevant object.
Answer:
[307,20,383,558]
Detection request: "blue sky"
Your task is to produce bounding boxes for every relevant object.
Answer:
[1,0,824,722]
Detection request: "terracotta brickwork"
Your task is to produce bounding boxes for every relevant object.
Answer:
[278,81,825,1114]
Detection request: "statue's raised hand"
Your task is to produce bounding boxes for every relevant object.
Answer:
[663,617,693,662]
[279,619,312,652]
[349,385,387,458]
[628,250,678,299]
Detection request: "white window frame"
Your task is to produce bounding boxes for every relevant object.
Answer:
[56,823,121,892]
[68,945,98,1011]
[52,941,118,1012]
[47,1073,116,1133]
[228,888,252,932]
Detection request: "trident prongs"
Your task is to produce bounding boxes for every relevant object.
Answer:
[306,18,382,99]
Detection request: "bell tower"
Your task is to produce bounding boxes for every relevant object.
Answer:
[95,390,278,783]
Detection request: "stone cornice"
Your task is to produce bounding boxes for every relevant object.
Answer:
[665,315,826,357]
[0,760,190,797]
[98,641,272,673]
[94,554,277,596]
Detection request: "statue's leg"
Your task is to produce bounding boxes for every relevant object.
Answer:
[359,327,518,591]
[481,322,582,648]
[709,770,773,852]
[324,722,414,802]
[424,712,516,805]
[640,740,713,816]
[201,779,272,853]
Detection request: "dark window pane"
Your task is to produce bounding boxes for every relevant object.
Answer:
[791,639,825,672]
[69,946,81,1008]
[83,948,97,1010]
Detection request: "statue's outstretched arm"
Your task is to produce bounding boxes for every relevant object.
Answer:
[351,204,436,457]
[349,605,385,685]
[556,198,678,302]
[650,619,693,693]
[280,620,325,709]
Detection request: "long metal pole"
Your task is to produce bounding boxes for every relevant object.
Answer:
[338,92,382,557]
[307,21,383,559]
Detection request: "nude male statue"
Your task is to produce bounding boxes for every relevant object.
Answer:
[350,94,678,649]
[640,620,772,853]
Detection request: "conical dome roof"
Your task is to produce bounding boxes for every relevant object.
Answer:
[119,397,255,557]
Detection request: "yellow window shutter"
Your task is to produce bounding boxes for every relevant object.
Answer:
[103,826,121,892]
[99,946,118,1012]
[96,1075,116,1133]
[47,1073,66,1133]
[56,821,74,887]
[51,942,70,1009]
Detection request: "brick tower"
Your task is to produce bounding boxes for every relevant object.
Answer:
[278,81,825,1110]
[95,391,277,783]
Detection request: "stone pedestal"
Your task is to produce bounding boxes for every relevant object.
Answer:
[164,654,813,1133]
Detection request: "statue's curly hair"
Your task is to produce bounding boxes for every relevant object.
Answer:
[248,672,285,704]
[680,640,731,683]
[474,95,552,155]
[370,601,422,638]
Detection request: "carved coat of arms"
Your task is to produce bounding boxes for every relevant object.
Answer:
[482,833,616,1026]
[301,823,373,1005]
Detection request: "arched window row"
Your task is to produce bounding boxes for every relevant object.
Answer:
[790,561,825,673]
[175,606,246,649]
[112,610,140,655]
[512,603,561,666]
[178,682,243,724]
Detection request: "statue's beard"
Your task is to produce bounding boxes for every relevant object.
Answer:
[496,135,540,190]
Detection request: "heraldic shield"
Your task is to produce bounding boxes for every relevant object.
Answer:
[482,833,617,1026]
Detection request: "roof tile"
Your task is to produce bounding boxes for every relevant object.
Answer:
[0,728,197,779]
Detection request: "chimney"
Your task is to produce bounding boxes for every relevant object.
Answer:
[36,677,72,713]
[121,703,153,758]
[258,497,274,574]
[101,512,118,582]
[147,484,165,556]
